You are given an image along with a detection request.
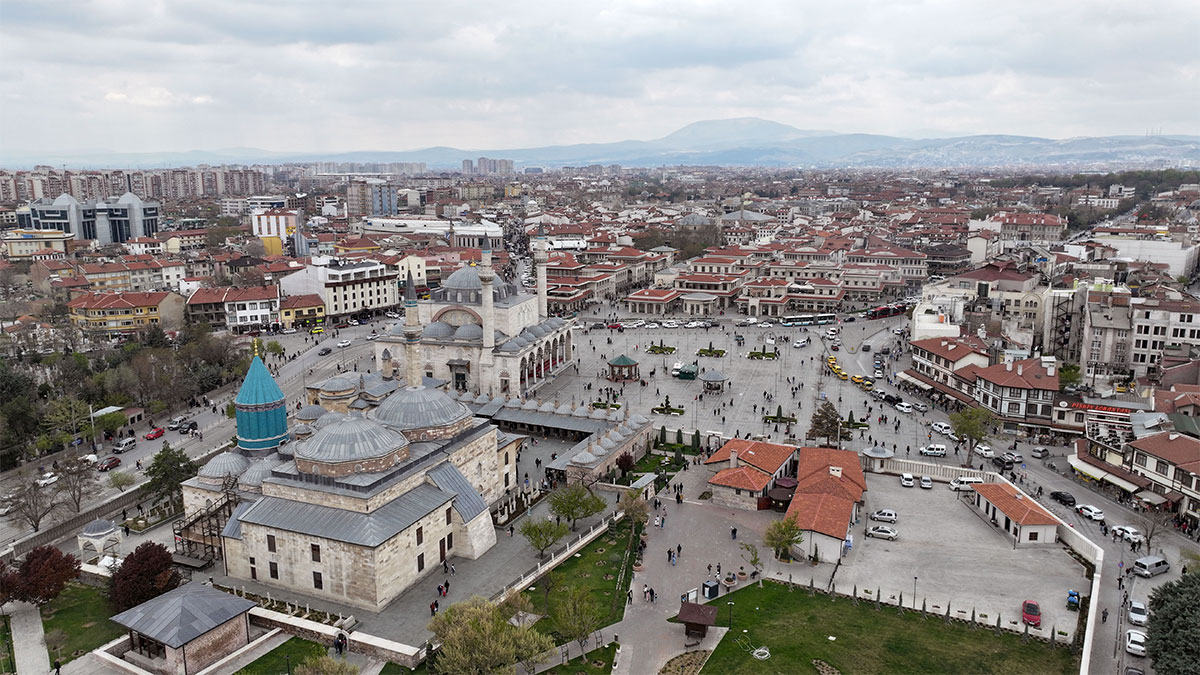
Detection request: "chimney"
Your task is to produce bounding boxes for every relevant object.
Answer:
[1047,366,1056,377]
[729,449,739,469]
[829,466,843,478]
[1169,433,1179,441]
[1006,361,1013,371]
[1017,364,1023,376]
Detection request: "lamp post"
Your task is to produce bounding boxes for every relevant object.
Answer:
[913,576,918,609]
[727,601,734,629]
[285,655,291,675]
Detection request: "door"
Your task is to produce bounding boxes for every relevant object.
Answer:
[439,537,446,562]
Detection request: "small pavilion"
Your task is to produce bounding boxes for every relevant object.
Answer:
[678,601,718,639]
[77,518,122,560]
[607,354,640,382]
[700,369,727,393]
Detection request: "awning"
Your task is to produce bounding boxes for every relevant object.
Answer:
[1136,490,1167,505]
[1102,473,1140,493]
[896,371,931,390]
[1068,455,1109,481]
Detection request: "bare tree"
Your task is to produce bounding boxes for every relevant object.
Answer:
[2,472,60,532]
[56,457,100,513]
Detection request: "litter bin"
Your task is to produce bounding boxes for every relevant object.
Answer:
[702,580,719,600]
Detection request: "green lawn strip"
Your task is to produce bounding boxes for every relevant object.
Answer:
[523,518,636,639]
[631,452,686,475]
[0,614,16,674]
[40,583,126,664]
[380,660,427,674]
[540,642,618,675]
[235,636,327,674]
[699,582,1079,675]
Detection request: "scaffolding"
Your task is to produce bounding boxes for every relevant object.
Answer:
[173,475,239,562]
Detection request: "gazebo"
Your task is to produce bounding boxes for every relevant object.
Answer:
[607,354,640,382]
[678,601,718,640]
[77,518,122,560]
[861,444,895,473]
[700,369,727,393]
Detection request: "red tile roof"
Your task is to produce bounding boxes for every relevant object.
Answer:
[705,439,795,475]
[784,492,855,540]
[971,483,1057,526]
[67,291,171,310]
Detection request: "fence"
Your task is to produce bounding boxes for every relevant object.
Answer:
[875,457,992,482]
[491,512,624,604]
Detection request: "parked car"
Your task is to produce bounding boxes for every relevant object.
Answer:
[644,323,659,329]
[913,402,929,413]
[1077,505,1105,521]
[919,444,947,457]
[874,369,884,379]
[1125,630,1147,657]
[1049,491,1076,506]
[1112,525,1143,542]
[281,327,297,334]
[1031,446,1050,459]
[1127,601,1149,627]
[317,347,333,356]
[861,343,870,351]
[309,327,324,334]
[97,456,122,472]
[758,321,774,328]
[335,322,350,328]
[591,322,606,329]
[866,525,899,540]
[366,333,380,341]
[1021,600,1042,628]
[900,473,915,488]
[991,456,1014,471]
[919,475,934,489]
[1002,451,1024,463]
[337,339,352,348]
[737,317,758,326]
[974,445,995,458]
[144,427,165,440]
[36,472,58,487]
[661,321,679,329]
[931,422,953,435]
[793,339,808,348]
[895,402,913,413]
[870,509,898,523]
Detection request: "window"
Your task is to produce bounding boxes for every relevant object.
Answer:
[267,535,276,553]
[416,526,423,545]
[269,562,278,579]
[1028,531,1039,542]
[311,544,321,563]
[250,566,257,580]
[313,571,323,590]
[1007,402,1020,415]
[249,557,255,565]
[1155,459,1170,476]
[417,553,425,572]
[446,507,453,525]
[447,532,454,549]
[1134,454,1147,467]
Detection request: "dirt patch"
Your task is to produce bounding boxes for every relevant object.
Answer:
[659,650,710,675]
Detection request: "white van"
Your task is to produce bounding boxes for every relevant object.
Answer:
[895,402,914,414]
[671,362,683,376]
[948,476,984,491]
[113,437,137,454]
[931,421,953,436]
[1133,556,1169,578]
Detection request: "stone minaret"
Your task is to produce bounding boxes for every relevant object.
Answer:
[480,245,496,350]
[403,271,422,389]
[534,222,549,320]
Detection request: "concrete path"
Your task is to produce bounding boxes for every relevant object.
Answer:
[5,601,50,675]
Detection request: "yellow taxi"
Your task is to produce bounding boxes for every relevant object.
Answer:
[851,375,864,384]
[862,380,874,391]
[837,371,849,380]
[827,356,838,365]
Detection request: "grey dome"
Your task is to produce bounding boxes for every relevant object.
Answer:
[388,322,407,336]
[555,402,574,415]
[322,375,357,393]
[199,452,250,478]
[548,317,566,329]
[499,341,522,353]
[505,397,524,408]
[590,407,608,419]
[297,413,409,464]
[512,336,529,348]
[598,436,617,451]
[238,459,279,487]
[616,424,634,438]
[607,408,623,422]
[571,449,598,465]
[292,423,313,437]
[529,324,548,338]
[473,393,491,404]
[443,266,483,291]
[374,385,471,431]
[457,390,475,402]
[296,404,327,422]
[538,400,557,413]
[629,414,650,426]
[313,411,347,429]
[454,324,483,340]
[423,322,455,339]
[522,399,540,411]
[81,518,116,536]
[572,404,591,417]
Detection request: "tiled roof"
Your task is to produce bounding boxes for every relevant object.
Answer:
[784,492,855,540]
[705,439,794,474]
[975,358,1059,391]
[971,483,1057,526]
[67,291,170,309]
[709,465,773,491]
[1127,432,1200,472]
[793,447,866,502]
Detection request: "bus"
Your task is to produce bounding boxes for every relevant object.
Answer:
[814,313,836,325]
[796,314,815,326]
[867,305,906,320]
[781,315,804,326]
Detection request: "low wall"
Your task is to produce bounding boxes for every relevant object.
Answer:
[247,607,425,670]
[874,457,992,482]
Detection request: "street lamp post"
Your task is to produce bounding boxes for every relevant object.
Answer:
[727,601,734,629]
[913,576,918,609]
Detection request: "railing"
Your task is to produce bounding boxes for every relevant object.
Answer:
[490,512,624,604]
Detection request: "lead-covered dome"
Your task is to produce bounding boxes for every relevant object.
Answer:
[454,324,483,340]
[373,385,471,432]
[442,266,483,291]
[296,413,409,464]
[199,452,250,479]
[422,321,455,339]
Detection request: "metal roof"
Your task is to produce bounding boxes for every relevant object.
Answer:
[373,385,471,431]
[221,501,255,540]
[294,413,408,464]
[236,483,454,547]
[110,583,255,649]
[491,409,610,434]
[199,452,250,479]
[427,462,487,521]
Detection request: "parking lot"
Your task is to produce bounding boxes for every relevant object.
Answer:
[838,472,1089,639]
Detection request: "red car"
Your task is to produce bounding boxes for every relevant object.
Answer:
[97,456,122,472]
[830,344,840,351]
[607,323,622,329]
[1021,600,1041,628]
[144,427,165,440]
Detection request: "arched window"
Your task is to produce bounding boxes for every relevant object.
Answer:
[477,462,483,476]
[504,452,510,465]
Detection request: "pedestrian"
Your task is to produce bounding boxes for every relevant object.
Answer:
[438,583,444,597]
[677,543,682,556]
[655,515,660,528]
[708,563,713,576]
[443,559,449,573]
[434,600,439,613]
[1102,608,1108,623]
[430,601,437,616]
[509,524,514,537]
[122,508,128,521]
[667,548,672,563]
[628,589,633,604]
[451,563,456,576]
[731,526,738,540]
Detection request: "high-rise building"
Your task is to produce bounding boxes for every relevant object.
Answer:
[22,192,160,244]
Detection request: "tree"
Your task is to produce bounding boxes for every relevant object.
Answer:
[615,452,635,477]
[740,543,765,588]
[56,456,99,513]
[552,586,605,654]
[617,487,649,527]
[1146,570,1200,672]
[110,542,181,611]
[1058,363,1082,391]
[691,429,700,448]
[807,401,842,447]
[108,471,137,492]
[762,514,804,561]
[2,473,59,532]
[658,426,666,446]
[10,545,80,606]
[949,407,992,461]
[548,484,606,531]
[144,442,198,507]
[675,428,683,445]
[43,396,92,451]
[95,412,128,439]
[518,517,569,559]
[265,340,285,357]
[295,655,359,675]
[427,596,554,675]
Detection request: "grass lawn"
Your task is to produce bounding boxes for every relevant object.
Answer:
[380,660,427,674]
[700,582,1079,675]
[631,451,687,475]
[1,614,16,674]
[40,583,125,664]
[523,517,638,640]
[540,642,618,675]
[235,637,327,674]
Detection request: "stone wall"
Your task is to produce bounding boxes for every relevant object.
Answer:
[374,503,457,608]
[710,484,760,510]
[446,428,506,505]
[176,614,249,674]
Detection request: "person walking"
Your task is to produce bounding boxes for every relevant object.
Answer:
[1102,608,1108,623]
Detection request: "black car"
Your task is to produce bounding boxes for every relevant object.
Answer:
[991,456,1014,471]
[862,344,871,352]
[591,322,606,329]
[318,347,333,356]
[1050,491,1077,507]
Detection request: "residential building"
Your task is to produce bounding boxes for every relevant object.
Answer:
[280,294,326,330]
[278,257,400,320]
[703,439,798,510]
[67,291,186,338]
[973,357,1060,434]
[1126,432,1200,526]
[186,286,281,332]
[20,192,160,245]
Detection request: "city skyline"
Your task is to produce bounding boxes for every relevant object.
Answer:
[1,0,1198,158]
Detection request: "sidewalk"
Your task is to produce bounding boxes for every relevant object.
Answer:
[4,601,49,675]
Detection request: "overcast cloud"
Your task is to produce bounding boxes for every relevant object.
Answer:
[1,0,1197,155]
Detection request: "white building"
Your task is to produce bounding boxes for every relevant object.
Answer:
[278,257,400,321]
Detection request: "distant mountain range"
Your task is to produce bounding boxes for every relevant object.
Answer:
[5,118,1199,169]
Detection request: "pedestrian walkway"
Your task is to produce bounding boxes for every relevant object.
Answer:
[4,600,50,675]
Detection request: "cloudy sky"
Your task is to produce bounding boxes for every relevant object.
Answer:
[2,0,1197,155]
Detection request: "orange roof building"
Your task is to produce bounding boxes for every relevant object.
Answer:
[969,482,1059,546]
[703,439,798,510]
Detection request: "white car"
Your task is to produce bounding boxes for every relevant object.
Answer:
[1077,505,1105,521]
[793,339,808,348]
[622,320,645,329]
[661,321,679,329]
[281,327,297,334]
[336,339,352,348]
[1002,451,1024,463]
[737,317,758,326]
[685,321,703,329]
[919,444,947,457]
[900,473,915,488]
[870,509,898,523]
[931,422,953,435]
[758,321,774,328]
[874,369,884,378]
[1127,601,1148,627]
[366,333,381,341]
[974,445,995,458]
[894,402,913,413]
[644,323,659,329]
[919,475,934,489]
[36,472,58,487]
[348,319,359,325]
[893,328,905,335]
[1125,630,1147,657]
[1112,525,1143,542]
[866,525,899,540]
